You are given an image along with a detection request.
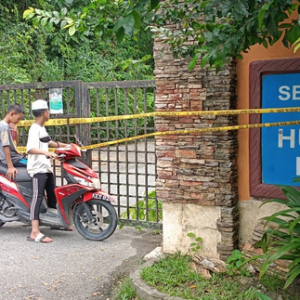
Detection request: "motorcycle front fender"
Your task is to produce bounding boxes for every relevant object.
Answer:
[83,190,115,203]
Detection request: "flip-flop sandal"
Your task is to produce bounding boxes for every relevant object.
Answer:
[26,233,52,243]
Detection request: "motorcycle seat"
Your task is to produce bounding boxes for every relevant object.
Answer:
[0,162,32,182]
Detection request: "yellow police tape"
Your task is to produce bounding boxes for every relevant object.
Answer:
[18,106,300,127]
[79,119,300,150]
[18,107,300,152]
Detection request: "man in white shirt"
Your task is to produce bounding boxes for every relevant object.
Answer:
[26,99,68,244]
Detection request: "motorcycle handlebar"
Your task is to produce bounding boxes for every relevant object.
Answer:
[46,154,66,160]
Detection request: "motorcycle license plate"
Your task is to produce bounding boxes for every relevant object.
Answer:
[92,193,109,201]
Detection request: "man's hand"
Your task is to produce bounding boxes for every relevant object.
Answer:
[6,166,18,181]
[45,152,57,159]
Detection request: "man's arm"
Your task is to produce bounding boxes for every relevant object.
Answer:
[3,146,18,180]
[27,148,57,159]
[49,141,68,148]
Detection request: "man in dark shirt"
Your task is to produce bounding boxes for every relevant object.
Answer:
[0,104,26,180]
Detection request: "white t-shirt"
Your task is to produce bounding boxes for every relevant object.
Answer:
[26,123,52,177]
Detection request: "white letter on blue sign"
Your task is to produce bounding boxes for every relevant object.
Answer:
[297,157,300,176]
[278,86,290,100]
[278,129,295,148]
[293,86,300,100]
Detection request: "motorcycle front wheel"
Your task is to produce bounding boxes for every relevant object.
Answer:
[73,199,118,241]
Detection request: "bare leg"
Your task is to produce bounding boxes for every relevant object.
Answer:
[30,219,52,243]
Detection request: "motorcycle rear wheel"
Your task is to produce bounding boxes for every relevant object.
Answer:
[73,199,117,241]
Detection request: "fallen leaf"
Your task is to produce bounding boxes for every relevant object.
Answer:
[24,295,36,300]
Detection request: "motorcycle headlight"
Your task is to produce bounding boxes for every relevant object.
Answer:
[73,176,101,188]
[73,176,90,186]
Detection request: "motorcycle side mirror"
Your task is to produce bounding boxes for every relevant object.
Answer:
[39,135,52,143]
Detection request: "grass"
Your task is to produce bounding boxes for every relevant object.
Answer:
[113,252,300,300]
[140,253,257,300]
[114,277,139,300]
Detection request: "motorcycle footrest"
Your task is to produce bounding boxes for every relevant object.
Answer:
[0,215,19,222]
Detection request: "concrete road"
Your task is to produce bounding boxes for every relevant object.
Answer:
[0,222,161,300]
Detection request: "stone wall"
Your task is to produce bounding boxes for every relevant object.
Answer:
[154,38,239,260]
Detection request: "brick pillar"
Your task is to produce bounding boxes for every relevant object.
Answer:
[154,38,238,260]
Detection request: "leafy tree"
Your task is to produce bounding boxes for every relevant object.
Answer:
[152,0,300,71]
[23,0,157,45]
[23,0,300,71]
[0,0,154,84]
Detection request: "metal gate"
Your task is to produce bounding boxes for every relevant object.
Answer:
[0,80,161,229]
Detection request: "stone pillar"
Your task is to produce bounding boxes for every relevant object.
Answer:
[154,38,239,260]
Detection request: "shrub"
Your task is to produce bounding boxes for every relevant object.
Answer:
[254,186,300,289]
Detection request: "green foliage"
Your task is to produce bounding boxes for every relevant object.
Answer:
[0,2,154,141]
[114,277,137,300]
[152,0,300,72]
[226,249,250,276]
[254,291,274,300]
[260,273,286,294]
[0,2,155,140]
[187,232,202,253]
[141,253,196,288]
[253,186,300,289]
[22,0,300,72]
[140,253,259,300]
[120,190,162,229]
[115,255,299,300]
[0,1,154,85]
[23,0,154,43]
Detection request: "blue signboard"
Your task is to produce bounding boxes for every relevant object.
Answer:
[262,73,300,186]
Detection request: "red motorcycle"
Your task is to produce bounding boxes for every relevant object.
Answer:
[0,142,118,241]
